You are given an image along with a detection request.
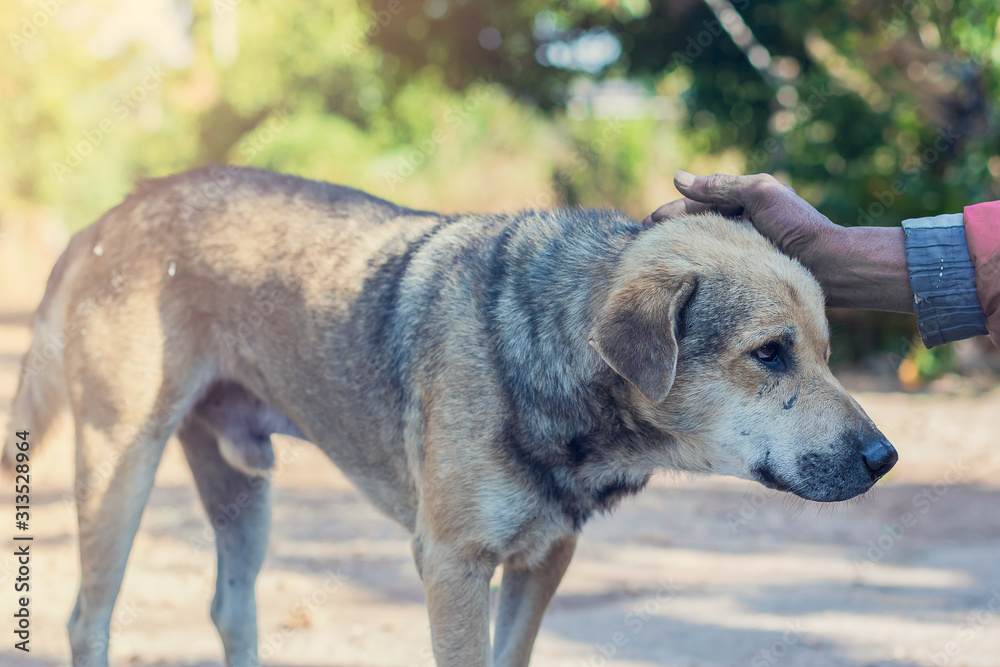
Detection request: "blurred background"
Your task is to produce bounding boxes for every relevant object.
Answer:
[3,3,1000,666]
[2,0,1000,384]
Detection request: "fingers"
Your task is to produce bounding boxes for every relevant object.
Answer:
[643,171,794,228]
[642,198,742,227]
[674,170,753,205]
[673,171,788,216]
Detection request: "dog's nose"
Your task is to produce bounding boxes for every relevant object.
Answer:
[861,438,898,478]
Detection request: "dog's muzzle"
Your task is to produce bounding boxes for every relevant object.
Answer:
[755,427,899,503]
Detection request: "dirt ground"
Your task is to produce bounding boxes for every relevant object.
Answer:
[1,252,1000,667]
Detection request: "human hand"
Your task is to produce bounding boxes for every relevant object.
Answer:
[642,171,844,273]
[642,171,912,312]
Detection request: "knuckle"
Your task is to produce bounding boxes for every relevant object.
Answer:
[751,173,780,190]
[747,173,785,204]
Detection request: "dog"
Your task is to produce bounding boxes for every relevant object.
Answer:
[2,166,897,667]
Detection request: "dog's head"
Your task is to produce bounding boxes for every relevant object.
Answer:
[589,213,895,502]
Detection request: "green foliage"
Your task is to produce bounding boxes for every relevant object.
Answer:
[908,339,956,381]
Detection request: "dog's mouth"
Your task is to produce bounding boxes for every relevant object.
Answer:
[751,450,792,493]
[752,463,878,502]
[753,464,791,493]
[752,461,887,503]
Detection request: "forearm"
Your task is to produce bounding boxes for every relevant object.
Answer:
[809,227,913,313]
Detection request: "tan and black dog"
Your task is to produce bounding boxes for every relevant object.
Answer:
[2,166,897,667]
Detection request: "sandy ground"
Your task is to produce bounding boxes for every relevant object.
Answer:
[1,257,1000,667]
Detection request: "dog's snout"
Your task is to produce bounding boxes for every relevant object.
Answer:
[861,438,897,478]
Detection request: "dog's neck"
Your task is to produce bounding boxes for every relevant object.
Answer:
[481,209,678,527]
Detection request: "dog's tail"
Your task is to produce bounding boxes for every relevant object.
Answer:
[1,224,99,474]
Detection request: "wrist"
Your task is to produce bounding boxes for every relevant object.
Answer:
[797,225,849,284]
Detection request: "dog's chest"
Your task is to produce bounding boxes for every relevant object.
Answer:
[473,478,577,566]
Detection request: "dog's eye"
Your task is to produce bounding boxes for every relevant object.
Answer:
[753,343,781,365]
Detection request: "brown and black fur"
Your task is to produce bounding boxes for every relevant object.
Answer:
[2,166,896,667]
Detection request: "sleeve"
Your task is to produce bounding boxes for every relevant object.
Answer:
[962,201,1000,350]
[900,213,988,348]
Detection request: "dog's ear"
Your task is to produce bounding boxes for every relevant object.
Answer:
[589,277,697,403]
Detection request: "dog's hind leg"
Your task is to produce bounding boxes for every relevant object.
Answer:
[492,535,577,667]
[68,389,186,667]
[177,414,271,667]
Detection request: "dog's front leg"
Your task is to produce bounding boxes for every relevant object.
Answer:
[492,535,577,667]
[420,538,495,666]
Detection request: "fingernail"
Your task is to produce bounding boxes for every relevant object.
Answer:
[675,170,695,187]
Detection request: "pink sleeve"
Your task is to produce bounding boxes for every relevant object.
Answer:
[964,201,1000,349]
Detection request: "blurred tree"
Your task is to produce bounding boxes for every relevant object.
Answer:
[369,0,999,222]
